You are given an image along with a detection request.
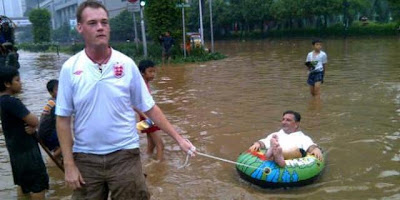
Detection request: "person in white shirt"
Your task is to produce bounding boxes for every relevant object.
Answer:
[55,1,195,199]
[249,110,323,167]
[305,39,327,98]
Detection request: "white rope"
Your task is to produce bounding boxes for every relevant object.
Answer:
[179,151,260,170]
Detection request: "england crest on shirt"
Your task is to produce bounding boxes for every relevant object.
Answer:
[113,63,124,78]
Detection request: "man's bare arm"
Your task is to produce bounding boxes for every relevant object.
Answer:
[57,116,85,189]
[145,105,194,154]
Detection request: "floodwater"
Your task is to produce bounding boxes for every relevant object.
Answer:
[0,37,399,199]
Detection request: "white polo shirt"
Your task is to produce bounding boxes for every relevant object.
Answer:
[259,129,315,151]
[56,49,155,154]
[306,50,327,72]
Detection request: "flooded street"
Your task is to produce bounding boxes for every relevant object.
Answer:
[1,37,399,199]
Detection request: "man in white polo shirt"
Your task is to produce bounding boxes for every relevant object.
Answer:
[55,1,195,199]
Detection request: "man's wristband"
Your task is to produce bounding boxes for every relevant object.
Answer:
[308,144,320,152]
[255,141,265,149]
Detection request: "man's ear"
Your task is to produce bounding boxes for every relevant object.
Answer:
[76,23,82,34]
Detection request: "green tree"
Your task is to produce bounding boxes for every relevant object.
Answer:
[387,0,400,21]
[207,0,235,36]
[110,10,134,41]
[302,0,342,28]
[29,8,51,43]
[231,0,273,31]
[145,0,181,41]
[270,0,303,29]
[51,22,71,43]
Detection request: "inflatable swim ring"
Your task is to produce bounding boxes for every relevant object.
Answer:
[236,150,325,188]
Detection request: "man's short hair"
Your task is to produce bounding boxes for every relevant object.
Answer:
[312,39,322,45]
[0,67,19,92]
[283,110,301,122]
[46,79,58,93]
[138,60,155,74]
[76,0,108,23]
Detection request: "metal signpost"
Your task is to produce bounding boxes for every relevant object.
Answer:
[209,0,214,53]
[199,0,204,47]
[176,3,190,58]
[140,4,147,58]
[127,1,140,49]
[129,0,147,58]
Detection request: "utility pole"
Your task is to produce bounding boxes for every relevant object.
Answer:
[177,2,190,58]
[209,0,214,53]
[128,0,140,50]
[182,5,187,58]
[133,12,139,50]
[198,0,204,47]
[140,2,147,58]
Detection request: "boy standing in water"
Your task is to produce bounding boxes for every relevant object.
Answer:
[39,79,62,163]
[0,67,49,199]
[136,60,164,161]
[305,39,327,98]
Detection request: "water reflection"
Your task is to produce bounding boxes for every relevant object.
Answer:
[0,37,399,199]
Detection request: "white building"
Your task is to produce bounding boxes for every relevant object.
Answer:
[40,0,138,29]
[0,0,26,18]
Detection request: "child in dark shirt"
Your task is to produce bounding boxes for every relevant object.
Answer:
[0,67,49,199]
[38,79,61,163]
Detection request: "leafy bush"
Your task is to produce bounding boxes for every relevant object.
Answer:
[222,22,398,39]
[29,9,51,43]
[19,41,227,64]
[17,42,59,52]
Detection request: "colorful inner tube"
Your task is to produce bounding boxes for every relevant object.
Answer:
[236,150,325,188]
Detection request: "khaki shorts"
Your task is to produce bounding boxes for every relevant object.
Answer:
[72,148,149,200]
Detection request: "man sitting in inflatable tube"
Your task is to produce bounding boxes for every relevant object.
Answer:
[249,110,323,167]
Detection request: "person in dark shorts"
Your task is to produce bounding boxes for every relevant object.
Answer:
[305,39,327,98]
[0,67,49,199]
[159,31,174,64]
[38,79,61,163]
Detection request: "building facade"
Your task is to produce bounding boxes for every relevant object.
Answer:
[40,0,137,29]
[0,0,26,18]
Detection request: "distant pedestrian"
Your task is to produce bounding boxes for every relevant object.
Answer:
[159,31,174,65]
[1,22,14,44]
[305,39,327,98]
[4,43,20,69]
[0,44,7,67]
[0,67,49,199]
